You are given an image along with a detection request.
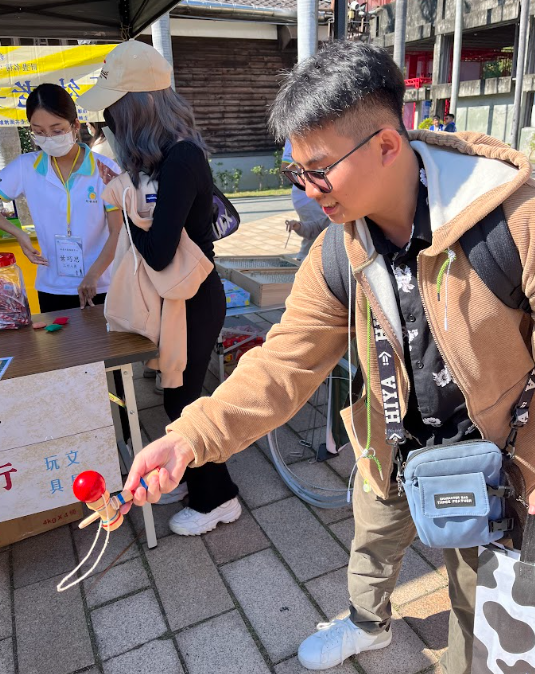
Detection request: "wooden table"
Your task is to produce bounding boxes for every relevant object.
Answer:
[0,305,160,548]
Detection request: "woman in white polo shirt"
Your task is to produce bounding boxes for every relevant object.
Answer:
[0,83,122,312]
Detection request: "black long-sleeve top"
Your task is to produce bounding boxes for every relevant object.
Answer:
[129,141,215,271]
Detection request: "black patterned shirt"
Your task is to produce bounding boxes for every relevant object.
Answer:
[365,158,480,457]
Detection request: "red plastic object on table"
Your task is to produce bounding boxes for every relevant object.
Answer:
[53,317,69,325]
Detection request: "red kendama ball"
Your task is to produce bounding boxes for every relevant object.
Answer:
[73,471,106,503]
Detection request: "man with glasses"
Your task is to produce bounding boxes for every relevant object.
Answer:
[122,42,535,673]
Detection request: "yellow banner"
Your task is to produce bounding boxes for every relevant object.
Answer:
[0,45,115,126]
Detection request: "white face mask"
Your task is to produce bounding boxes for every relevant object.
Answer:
[33,130,76,157]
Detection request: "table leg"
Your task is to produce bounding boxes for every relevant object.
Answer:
[106,370,130,475]
[121,363,158,549]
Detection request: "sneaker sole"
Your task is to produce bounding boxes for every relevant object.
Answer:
[169,503,242,536]
[298,632,392,671]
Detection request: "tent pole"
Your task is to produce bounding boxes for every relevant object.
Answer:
[151,13,176,90]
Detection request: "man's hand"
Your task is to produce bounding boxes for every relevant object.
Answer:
[120,432,195,513]
[529,490,535,515]
[285,219,302,234]
[19,234,48,266]
[78,273,98,309]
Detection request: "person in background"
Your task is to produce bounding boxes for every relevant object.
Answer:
[86,121,116,160]
[0,83,122,312]
[77,40,241,536]
[429,115,444,132]
[282,138,330,260]
[444,113,457,132]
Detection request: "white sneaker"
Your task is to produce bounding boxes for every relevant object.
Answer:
[155,482,189,505]
[154,372,164,395]
[169,497,242,536]
[298,616,392,670]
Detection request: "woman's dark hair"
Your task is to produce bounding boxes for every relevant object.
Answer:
[269,41,407,142]
[26,83,77,124]
[106,88,208,187]
[87,121,106,148]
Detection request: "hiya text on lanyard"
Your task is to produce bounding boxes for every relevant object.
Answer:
[53,147,85,279]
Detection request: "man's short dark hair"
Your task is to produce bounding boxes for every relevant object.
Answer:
[433,115,440,120]
[445,113,455,120]
[269,41,407,143]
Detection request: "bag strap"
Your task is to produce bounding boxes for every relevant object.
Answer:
[459,205,531,314]
[505,367,535,456]
[322,225,355,313]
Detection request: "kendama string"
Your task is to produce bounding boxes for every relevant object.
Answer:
[57,500,112,593]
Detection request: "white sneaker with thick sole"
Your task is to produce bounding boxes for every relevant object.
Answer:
[298,616,392,670]
[155,482,189,505]
[169,497,241,536]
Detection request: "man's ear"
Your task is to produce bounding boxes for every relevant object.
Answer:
[378,128,403,169]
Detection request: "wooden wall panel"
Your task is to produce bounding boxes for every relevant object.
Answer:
[172,36,297,153]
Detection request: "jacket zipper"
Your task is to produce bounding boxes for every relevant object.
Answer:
[416,253,483,439]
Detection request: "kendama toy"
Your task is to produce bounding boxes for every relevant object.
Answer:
[58,468,160,593]
[73,468,160,531]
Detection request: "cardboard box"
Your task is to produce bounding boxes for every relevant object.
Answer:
[215,255,299,280]
[0,502,84,547]
[229,269,298,307]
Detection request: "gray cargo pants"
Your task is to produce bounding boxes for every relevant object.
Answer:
[347,473,479,674]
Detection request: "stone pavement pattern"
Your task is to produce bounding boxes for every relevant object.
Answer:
[1,211,449,674]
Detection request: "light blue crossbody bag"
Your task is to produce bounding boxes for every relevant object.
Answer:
[370,307,534,549]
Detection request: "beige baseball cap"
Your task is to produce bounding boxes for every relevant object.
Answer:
[77,40,172,111]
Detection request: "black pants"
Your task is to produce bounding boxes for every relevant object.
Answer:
[37,291,107,313]
[164,269,239,514]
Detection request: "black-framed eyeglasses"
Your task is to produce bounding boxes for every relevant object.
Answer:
[281,128,383,194]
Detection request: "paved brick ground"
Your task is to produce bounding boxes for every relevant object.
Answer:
[0,212,449,674]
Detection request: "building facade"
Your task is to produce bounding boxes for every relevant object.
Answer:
[370,0,535,148]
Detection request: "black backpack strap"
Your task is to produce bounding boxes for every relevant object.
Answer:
[460,205,531,314]
[321,226,363,400]
[321,224,355,310]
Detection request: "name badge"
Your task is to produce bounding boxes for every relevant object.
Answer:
[55,235,85,278]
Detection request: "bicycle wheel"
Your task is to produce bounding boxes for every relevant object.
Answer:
[267,360,359,509]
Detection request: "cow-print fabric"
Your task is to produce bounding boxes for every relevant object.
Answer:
[473,546,535,672]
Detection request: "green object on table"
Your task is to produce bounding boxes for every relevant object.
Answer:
[44,324,62,332]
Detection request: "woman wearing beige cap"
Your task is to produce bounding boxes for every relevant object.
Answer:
[78,40,241,535]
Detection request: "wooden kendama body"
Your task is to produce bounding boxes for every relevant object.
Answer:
[73,469,159,531]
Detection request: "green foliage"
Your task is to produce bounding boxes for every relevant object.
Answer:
[231,168,242,193]
[214,161,233,192]
[251,164,266,190]
[418,117,435,130]
[18,127,33,154]
[268,148,286,188]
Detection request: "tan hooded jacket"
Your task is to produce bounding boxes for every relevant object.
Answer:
[167,131,535,498]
